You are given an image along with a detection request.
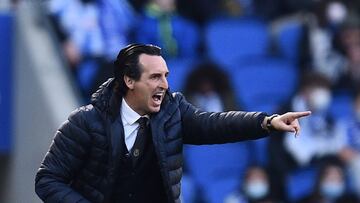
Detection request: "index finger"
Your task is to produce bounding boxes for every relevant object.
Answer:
[291,111,312,119]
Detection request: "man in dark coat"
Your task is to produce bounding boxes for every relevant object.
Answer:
[35,44,311,203]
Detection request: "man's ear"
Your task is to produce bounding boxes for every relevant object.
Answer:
[124,75,135,90]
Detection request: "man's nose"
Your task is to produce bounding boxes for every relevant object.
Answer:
[159,76,168,90]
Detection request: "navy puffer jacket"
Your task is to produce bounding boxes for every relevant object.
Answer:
[35,78,268,203]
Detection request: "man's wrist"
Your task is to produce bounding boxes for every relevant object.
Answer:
[261,114,279,132]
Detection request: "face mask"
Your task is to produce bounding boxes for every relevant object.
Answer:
[320,181,345,199]
[244,180,269,200]
[308,88,331,112]
[326,2,347,25]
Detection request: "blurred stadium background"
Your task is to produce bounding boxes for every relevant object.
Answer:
[1,0,360,202]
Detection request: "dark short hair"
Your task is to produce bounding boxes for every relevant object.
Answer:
[113,43,162,95]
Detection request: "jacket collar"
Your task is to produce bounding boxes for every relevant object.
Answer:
[91,78,121,122]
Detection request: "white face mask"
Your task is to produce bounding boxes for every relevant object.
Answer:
[320,181,345,199]
[326,2,347,25]
[244,180,269,200]
[308,88,331,112]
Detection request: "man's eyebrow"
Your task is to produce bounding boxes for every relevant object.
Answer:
[150,71,169,76]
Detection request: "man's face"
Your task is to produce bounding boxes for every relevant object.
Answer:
[124,54,169,115]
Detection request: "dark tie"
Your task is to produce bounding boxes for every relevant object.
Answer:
[131,117,149,166]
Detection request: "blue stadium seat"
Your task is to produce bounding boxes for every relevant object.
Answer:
[329,92,353,120]
[206,178,240,203]
[166,58,194,92]
[205,18,269,67]
[277,21,303,63]
[286,166,318,202]
[184,143,249,202]
[230,58,298,113]
[247,138,269,166]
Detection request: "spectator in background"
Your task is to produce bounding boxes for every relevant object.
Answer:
[98,0,136,61]
[268,72,346,201]
[225,166,277,203]
[183,62,238,111]
[47,0,135,100]
[299,0,349,83]
[284,72,346,167]
[333,18,360,93]
[339,89,360,196]
[298,159,358,203]
[135,0,199,59]
[47,0,105,98]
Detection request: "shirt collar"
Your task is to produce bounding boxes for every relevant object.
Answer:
[121,98,142,125]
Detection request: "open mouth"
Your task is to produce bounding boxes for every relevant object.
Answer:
[152,92,164,103]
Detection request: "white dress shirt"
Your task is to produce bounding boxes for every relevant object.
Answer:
[121,98,148,151]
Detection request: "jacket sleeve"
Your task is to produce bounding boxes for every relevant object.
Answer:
[175,93,269,144]
[35,107,92,203]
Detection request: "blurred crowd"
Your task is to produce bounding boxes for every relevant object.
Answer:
[45,0,360,202]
